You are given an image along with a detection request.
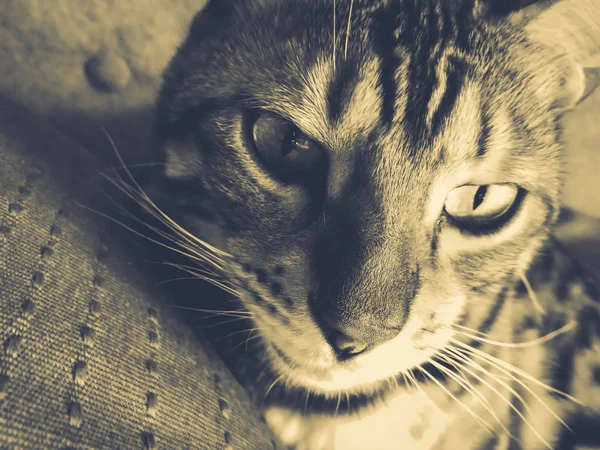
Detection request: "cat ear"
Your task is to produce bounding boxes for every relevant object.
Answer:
[187,0,238,41]
[579,66,600,105]
[526,0,600,109]
[497,0,600,110]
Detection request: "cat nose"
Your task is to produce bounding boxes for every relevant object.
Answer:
[330,329,370,359]
[321,313,400,361]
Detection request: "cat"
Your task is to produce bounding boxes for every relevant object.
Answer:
[144,0,600,448]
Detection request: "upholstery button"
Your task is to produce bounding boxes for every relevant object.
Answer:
[85,52,131,92]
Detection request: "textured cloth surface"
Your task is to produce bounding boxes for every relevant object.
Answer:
[0,98,275,449]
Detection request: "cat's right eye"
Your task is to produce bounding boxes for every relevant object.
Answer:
[250,112,324,181]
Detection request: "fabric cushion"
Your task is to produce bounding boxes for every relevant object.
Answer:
[0,97,275,449]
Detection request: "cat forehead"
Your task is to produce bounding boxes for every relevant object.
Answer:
[263,49,488,160]
[271,53,477,143]
[164,0,494,114]
[238,0,494,141]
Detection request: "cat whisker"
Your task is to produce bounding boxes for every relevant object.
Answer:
[429,356,514,439]
[454,320,576,349]
[440,348,529,411]
[155,261,239,296]
[344,0,355,60]
[520,272,546,316]
[442,347,534,416]
[237,315,296,332]
[74,201,221,273]
[304,389,311,415]
[227,330,262,353]
[164,304,250,316]
[451,323,491,337]
[153,276,210,286]
[417,363,495,435]
[245,328,260,353]
[333,0,337,70]
[108,161,166,171]
[97,174,225,269]
[405,369,422,395]
[145,260,221,280]
[444,344,573,431]
[161,262,240,296]
[405,368,436,410]
[439,348,553,448]
[385,376,394,394]
[107,203,207,266]
[192,314,250,324]
[257,366,270,385]
[345,391,351,415]
[334,391,342,418]
[264,373,286,400]
[192,316,253,328]
[431,354,495,404]
[401,372,410,391]
[449,338,583,406]
[215,327,261,343]
[101,173,226,268]
[432,353,514,438]
[99,126,230,260]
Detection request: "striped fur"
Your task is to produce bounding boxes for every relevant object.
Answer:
[150,0,600,448]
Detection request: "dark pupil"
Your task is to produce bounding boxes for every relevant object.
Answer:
[252,113,324,182]
[282,127,298,156]
[253,114,314,167]
[472,185,488,210]
[253,115,297,162]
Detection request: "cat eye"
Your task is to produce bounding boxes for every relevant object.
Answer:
[444,184,523,232]
[251,112,324,181]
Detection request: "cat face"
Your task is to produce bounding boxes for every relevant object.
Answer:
[153,0,599,395]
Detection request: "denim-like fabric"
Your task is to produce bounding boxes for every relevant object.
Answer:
[0,98,274,450]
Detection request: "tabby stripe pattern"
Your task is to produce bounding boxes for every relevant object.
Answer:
[358,1,477,152]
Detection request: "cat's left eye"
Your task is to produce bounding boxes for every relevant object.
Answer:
[444,184,522,232]
[251,112,324,181]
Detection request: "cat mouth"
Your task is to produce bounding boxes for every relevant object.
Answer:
[269,342,335,380]
[262,310,461,394]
